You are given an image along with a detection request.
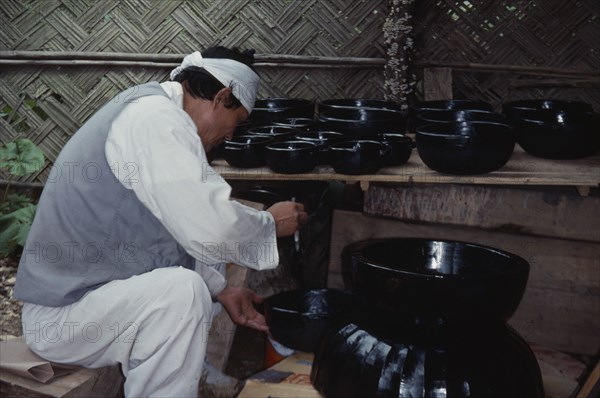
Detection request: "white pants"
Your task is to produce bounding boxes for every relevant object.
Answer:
[21,266,213,398]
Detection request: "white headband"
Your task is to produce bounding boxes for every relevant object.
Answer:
[170,51,260,113]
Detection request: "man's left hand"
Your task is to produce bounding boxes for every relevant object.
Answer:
[216,286,268,333]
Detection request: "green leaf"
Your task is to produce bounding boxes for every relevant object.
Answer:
[0,138,45,176]
[0,203,36,256]
[0,194,33,214]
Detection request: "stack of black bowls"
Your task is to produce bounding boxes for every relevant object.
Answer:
[310,238,545,398]
[410,101,516,175]
[222,98,316,171]
[222,97,416,175]
[503,99,600,159]
[317,98,413,174]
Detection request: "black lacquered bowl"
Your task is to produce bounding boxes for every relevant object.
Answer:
[416,109,508,126]
[318,98,404,113]
[507,109,600,159]
[250,98,315,126]
[416,121,515,175]
[341,238,530,325]
[329,140,390,175]
[223,135,273,168]
[246,125,301,142]
[265,140,318,174]
[264,288,364,353]
[408,100,493,133]
[273,117,317,132]
[319,108,407,140]
[502,99,593,117]
[295,131,345,164]
[378,133,414,166]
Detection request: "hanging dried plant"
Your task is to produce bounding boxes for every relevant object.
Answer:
[383,0,417,108]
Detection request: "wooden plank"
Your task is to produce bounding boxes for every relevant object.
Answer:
[531,344,586,398]
[327,210,600,356]
[576,360,600,398]
[423,67,453,100]
[0,366,123,398]
[364,184,600,242]
[212,146,600,188]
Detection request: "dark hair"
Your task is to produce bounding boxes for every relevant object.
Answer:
[172,46,257,109]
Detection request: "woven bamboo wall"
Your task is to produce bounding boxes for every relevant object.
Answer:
[0,0,388,182]
[413,0,600,111]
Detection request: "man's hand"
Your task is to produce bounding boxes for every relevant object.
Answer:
[216,286,268,333]
[267,201,308,237]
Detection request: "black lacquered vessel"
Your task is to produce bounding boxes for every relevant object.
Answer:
[310,238,544,398]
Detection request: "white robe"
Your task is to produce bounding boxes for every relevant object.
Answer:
[22,81,278,397]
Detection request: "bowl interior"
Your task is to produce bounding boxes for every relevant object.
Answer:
[267,288,362,317]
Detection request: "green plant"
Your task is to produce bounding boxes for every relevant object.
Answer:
[0,138,45,256]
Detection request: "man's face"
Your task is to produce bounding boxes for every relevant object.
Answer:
[184,87,250,153]
[201,101,249,152]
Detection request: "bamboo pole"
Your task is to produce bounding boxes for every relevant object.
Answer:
[415,61,600,78]
[0,59,383,69]
[509,78,600,88]
[0,50,386,67]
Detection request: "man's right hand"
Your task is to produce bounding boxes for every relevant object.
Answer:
[266,201,308,237]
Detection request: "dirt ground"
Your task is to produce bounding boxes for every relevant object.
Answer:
[0,255,22,340]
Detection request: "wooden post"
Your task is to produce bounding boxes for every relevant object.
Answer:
[423,67,453,100]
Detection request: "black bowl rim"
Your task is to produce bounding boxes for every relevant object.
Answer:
[319,98,403,109]
[344,237,529,279]
[329,140,386,151]
[318,108,407,122]
[416,109,507,123]
[266,140,318,151]
[224,135,274,145]
[295,131,345,140]
[378,133,413,142]
[411,99,493,112]
[265,288,361,317]
[254,98,314,111]
[510,109,598,125]
[415,121,513,137]
[503,99,593,112]
[246,125,302,135]
[273,117,317,126]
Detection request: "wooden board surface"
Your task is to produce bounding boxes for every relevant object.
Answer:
[327,210,600,356]
[0,366,123,398]
[364,184,600,242]
[212,146,600,188]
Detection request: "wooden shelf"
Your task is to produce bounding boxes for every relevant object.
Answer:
[211,146,600,190]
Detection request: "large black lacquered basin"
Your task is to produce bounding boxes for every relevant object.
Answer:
[264,288,364,353]
[341,238,530,324]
